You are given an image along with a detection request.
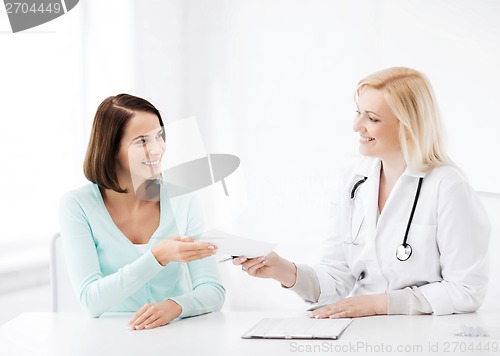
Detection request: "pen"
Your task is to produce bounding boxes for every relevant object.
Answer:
[218,256,239,263]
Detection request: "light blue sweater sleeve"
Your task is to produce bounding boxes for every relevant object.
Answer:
[168,194,226,318]
[170,258,226,318]
[59,184,225,318]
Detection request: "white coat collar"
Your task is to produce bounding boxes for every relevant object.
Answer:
[353,157,426,179]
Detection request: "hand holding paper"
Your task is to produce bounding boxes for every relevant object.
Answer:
[203,231,296,287]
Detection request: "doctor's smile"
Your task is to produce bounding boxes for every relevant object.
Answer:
[359,136,375,143]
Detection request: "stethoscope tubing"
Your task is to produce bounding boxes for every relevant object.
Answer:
[350,177,367,199]
[349,175,424,261]
[401,177,424,247]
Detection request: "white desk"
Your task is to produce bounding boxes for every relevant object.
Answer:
[0,311,499,356]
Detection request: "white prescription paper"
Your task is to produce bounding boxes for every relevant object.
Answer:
[200,230,277,258]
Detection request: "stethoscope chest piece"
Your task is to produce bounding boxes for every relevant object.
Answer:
[396,244,412,261]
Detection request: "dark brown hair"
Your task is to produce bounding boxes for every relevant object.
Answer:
[83,94,164,193]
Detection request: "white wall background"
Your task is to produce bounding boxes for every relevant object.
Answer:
[0,0,499,316]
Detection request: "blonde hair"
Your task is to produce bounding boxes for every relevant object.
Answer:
[356,67,452,172]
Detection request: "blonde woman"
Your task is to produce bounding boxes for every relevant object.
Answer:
[234,67,490,317]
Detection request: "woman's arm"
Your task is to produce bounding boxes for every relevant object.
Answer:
[235,178,356,304]
[161,195,225,318]
[294,189,357,304]
[387,287,432,314]
[233,252,297,286]
[170,257,226,318]
[312,177,490,318]
[60,193,162,317]
[59,192,215,317]
[127,256,225,330]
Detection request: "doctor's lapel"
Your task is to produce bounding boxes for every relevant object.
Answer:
[350,161,387,292]
[361,166,380,241]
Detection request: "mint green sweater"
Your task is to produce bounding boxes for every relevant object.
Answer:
[59,183,225,318]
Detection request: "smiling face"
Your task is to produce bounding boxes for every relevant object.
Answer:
[353,87,402,161]
[115,111,165,185]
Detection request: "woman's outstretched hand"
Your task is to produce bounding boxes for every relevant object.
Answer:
[152,235,217,266]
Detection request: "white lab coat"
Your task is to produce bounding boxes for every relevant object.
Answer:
[313,157,490,315]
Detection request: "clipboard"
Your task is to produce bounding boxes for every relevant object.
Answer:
[241,317,352,340]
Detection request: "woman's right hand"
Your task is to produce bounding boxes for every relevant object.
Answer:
[151,235,217,266]
[233,252,297,288]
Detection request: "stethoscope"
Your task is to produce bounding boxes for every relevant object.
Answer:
[350,176,424,261]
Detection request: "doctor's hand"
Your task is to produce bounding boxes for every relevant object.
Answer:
[128,299,182,330]
[310,294,388,319]
[233,252,297,288]
[152,235,217,266]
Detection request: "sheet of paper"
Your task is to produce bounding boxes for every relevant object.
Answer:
[200,230,277,258]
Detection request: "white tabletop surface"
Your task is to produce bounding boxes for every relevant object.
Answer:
[0,311,499,356]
